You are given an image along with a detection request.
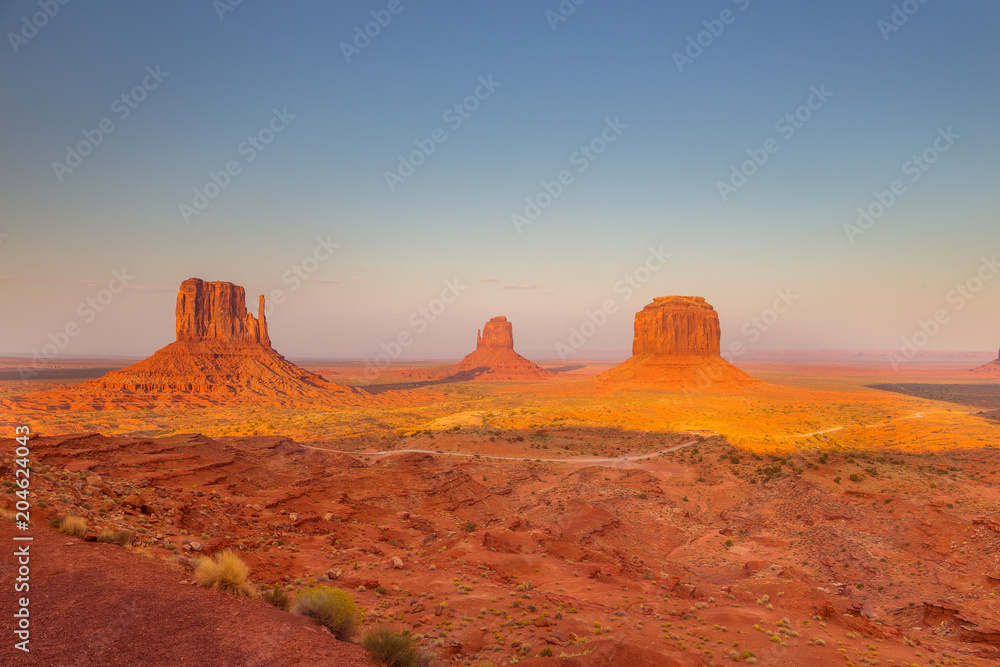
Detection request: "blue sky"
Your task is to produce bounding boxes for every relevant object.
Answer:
[1,1,998,360]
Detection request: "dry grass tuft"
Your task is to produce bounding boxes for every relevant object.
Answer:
[195,549,255,597]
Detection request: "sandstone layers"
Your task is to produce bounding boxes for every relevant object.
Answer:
[14,278,362,410]
[597,296,758,390]
[457,316,554,381]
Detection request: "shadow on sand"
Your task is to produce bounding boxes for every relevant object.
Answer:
[360,368,486,394]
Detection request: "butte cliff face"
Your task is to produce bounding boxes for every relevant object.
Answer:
[175,278,270,346]
[457,316,554,381]
[597,296,757,391]
[13,278,362,410]
[632,296,721,357]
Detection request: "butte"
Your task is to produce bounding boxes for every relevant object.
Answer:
[595,296,759,391]
[11,278,363,410]
[971,347,1000,375]
[456,316,555,381]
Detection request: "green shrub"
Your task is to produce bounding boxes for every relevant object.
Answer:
[195,549,254,597]
[295,586,362,640]
[540,647,553,657]
[361,625,420,667]
[261,585,292,611]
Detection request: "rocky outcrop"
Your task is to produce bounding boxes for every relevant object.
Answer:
[596,296,758,391]
[632,296,720,356]
[12,278,362,409]
[475,316,514,350]
[457,316,554,381]
[175,278,269,346]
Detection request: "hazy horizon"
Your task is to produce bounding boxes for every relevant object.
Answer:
[2,2,998,361]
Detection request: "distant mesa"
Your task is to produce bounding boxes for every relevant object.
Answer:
[457,316,555,381]
[12,278,363,410]
[596,296,759,390]
[970,348,1000,375]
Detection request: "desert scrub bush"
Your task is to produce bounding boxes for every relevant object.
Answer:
[261,585,292,611]
[295,586,362,640]
[361,625,420,667]
[57,516,87,537]
[97,529,135,546]
[195,549,255,597]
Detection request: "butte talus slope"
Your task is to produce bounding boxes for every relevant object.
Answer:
[970,348,1000,375]
[11,278,364,410]
[456,316,555,381]
[596,296,759,391]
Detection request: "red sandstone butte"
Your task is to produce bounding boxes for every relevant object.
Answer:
[457,316,555,381]
[13,278,363,409]
[597,296,758,390]
[175,278,270,346]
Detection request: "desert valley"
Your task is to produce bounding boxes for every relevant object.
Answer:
[3,4,997,665]
[3,279,999,666]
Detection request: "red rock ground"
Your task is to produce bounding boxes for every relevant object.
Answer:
[0,521,375,667]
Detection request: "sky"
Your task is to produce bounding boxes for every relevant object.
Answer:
[1,1,998,361]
